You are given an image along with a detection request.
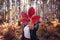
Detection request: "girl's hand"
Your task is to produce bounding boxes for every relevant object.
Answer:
[28,22,34,30]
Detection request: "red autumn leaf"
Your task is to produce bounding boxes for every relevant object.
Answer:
[28,7,35,18]
[31,16,40,24]
[21,12,28,18]
[20,18,30,23]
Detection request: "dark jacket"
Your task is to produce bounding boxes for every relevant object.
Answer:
[30,22,39,40]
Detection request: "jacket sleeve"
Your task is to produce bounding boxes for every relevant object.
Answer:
[34,22,39,31]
